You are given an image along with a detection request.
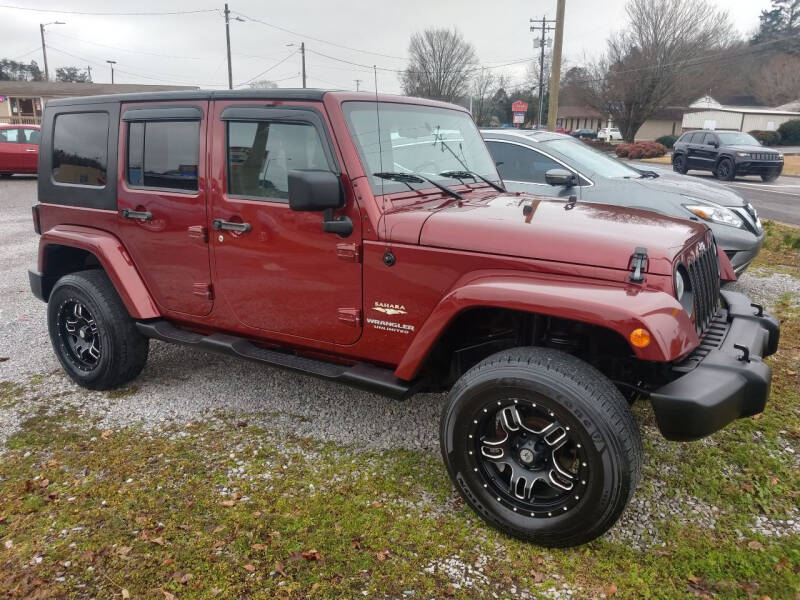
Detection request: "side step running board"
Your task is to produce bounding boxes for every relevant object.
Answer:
[136,320,410,399]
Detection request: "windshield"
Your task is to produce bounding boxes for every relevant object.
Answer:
[716,131,760,146]
[542,137,640,178]
[342,101,500,195]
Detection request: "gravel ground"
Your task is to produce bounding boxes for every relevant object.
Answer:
[0,177,796,559]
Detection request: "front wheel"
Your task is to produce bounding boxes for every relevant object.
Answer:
[440,347,642,547]
[715,157,736,181]
[47,270,149,390]
[761,170,780,182]
[672,153,688,174]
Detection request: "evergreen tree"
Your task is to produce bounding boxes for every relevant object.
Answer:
[752,0,800,54]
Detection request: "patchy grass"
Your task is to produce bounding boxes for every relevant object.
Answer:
[1,225,798,600]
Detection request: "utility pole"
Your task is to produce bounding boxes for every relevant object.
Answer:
[547,0,566,131]
[224,3,233,89]
[106,60,116,84]
[530,16,555,127]
[300,42,306,88]
[354,79,361,92]
[39,21,65,81]
[86,65,92,82]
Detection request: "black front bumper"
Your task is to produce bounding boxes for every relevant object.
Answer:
[650,290,780,441]
[735,160,783,176]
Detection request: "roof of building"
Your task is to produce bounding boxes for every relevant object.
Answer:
[775,99,800,112]
[556,105,603,118]
[0,81,198,99]
[685,106,800,116]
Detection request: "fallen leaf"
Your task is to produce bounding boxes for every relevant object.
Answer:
[236,420,248,427]
[135,516,149,525]
[351,538,362,550]
[0,515,6,523]
[101,429,113,439]
[122,589,130,599]
[210,589,222,596]
[741,483,755,493]
[777,555,789,570]
[251,543,266,551]
[4,539,13,549]
[769,476,779,485]
[606,583,618,597]
[212,525,225,534]
[309,582,320,595]
[301,549,321,561]
[161,590,175,600]
[161,557,175,567]
[150,536,165,546]
[178,573,193,584]
[243,564,256,572]
[251,511,262,517]
[274,560,286,576]
[38,479,50,488]
[376,548,391,561]
[116,546,131,556]
[220,500,236,507]
[785,369,797,376]
[748,540,765,550]
[80,549,95,563]
[445,587,456,596]
[529,570,544,583]
[371,501,384,508]
[758,596,772,600]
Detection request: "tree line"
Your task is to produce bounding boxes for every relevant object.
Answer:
[0,59,92,83]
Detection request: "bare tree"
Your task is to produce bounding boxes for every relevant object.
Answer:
[581,0,737,141]
[401,28,477,103]
[471,70,510,126]
[756,53,800,105]
[248,79,278,89]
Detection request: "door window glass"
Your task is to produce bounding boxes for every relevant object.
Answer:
[227,121,330,201]
[0,128,20,142]
[127,121,199,191]
[52,112,109,187]
[486,141,562,184]
[702,133,717,146]
[22,128,40,144]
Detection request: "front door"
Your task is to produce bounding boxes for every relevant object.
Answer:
[116,102,213,317]
[0,127,25,172]
[209,101,362,345]
[18,127,39,172]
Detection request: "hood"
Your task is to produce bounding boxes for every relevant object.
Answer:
[418,193,706,275]
[724,144,780,154]
[630,168,747,207]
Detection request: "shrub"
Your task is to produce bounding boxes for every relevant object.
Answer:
[655,134,678,148]
[748,130,782,146]
[615,141,667,160]
[580,139,616,152]
[615,143,632,157]
[777,119,800,145]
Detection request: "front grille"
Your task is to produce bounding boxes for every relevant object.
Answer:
[673,310,727,373]
[750,152,779,161]
[686,239,721,333]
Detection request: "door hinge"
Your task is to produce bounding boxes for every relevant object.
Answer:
[336,242,361,263]
[337,308,361,327]
[628,247,648,283]
[193,282,213,300]
[188,225,208,243]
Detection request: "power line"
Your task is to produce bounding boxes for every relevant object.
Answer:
[231,10,409,61]
[48,31,208,61]
[0,4,218,16]
[10,46,41,60]
[236,49,298,87]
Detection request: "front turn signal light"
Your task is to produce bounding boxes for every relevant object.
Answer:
[630,328,651,348]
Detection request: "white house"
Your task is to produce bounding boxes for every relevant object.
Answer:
[682,95,800,132]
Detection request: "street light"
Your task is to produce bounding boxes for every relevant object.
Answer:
[39,21,65,81]
[106,60,117,84]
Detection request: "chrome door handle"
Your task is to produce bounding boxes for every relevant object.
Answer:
[120,208,153,221]
[212,219,251,233]
[25,149,37,152]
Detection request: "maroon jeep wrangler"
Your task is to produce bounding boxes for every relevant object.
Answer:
[29,89,779,546]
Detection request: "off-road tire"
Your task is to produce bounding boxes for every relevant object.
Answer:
[47,270,149,390]
[440,347,642,547]
[761,170,780,182]
[672,153,688,174]
[715,157,736,181]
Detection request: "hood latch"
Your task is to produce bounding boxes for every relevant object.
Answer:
[628,247,648,283]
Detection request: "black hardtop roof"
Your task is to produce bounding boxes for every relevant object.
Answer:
[46,88,333,107]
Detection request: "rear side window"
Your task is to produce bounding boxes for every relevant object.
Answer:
[0,128,20,142]
[127,121,199,191]
[52,112,109,187]
[226,121,329,202]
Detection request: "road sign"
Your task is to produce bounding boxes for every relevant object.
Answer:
[511,101,528,113]
[513,113,525,124]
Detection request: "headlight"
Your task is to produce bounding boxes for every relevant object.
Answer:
[675,268,685,300]
[778,153,784,161]
[684,204,743,228]
[674,266,693,315]
[736,152,750,158]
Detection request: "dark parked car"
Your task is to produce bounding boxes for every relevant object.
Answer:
[569,128,596,139]
[672,130,784,182]
[481,129,764,275]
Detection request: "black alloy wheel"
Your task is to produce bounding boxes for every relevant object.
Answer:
[56,299,101,371]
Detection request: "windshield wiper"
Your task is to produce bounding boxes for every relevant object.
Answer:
[373,171,463,200]
[638,170,660,179]
[439,170,505,192]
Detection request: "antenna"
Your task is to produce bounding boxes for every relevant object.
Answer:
[374,65,394,266]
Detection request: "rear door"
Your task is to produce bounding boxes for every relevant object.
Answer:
[18,127,39,173]
[685,132,705,169]
[116,102,213,317]
[208,100,363,345]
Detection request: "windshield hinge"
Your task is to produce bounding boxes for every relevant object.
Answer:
[628,247,648,283]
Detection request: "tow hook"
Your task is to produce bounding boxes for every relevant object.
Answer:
[751,302,764,317]
[733,343,751,363]
[628,247,648,283]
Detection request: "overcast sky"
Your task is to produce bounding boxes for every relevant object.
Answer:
[1,0,771,94]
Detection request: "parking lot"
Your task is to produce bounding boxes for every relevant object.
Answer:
[1,175,799,598]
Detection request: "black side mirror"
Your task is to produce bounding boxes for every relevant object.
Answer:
[288,170,343,211]
[287,169,352,237]
[545,168,577,187]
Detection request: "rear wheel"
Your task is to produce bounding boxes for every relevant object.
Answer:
[715,157,736,181]
[47,270,149,390]
[440,347,642,547]
[0,174,12,179]
[761,170,780,182]
[672,154,688,174]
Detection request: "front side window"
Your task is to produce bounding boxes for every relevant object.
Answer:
[227,121,330,201]
[342,101,500,195]
[22,128,40,144]
[52,112,109,187]
[127,120,199,191]
[486,141,562,183]
[702,133,718,146]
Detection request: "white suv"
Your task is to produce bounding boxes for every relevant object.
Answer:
[598,127,623,141]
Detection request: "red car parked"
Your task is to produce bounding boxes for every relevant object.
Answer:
[0,124,40,177]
